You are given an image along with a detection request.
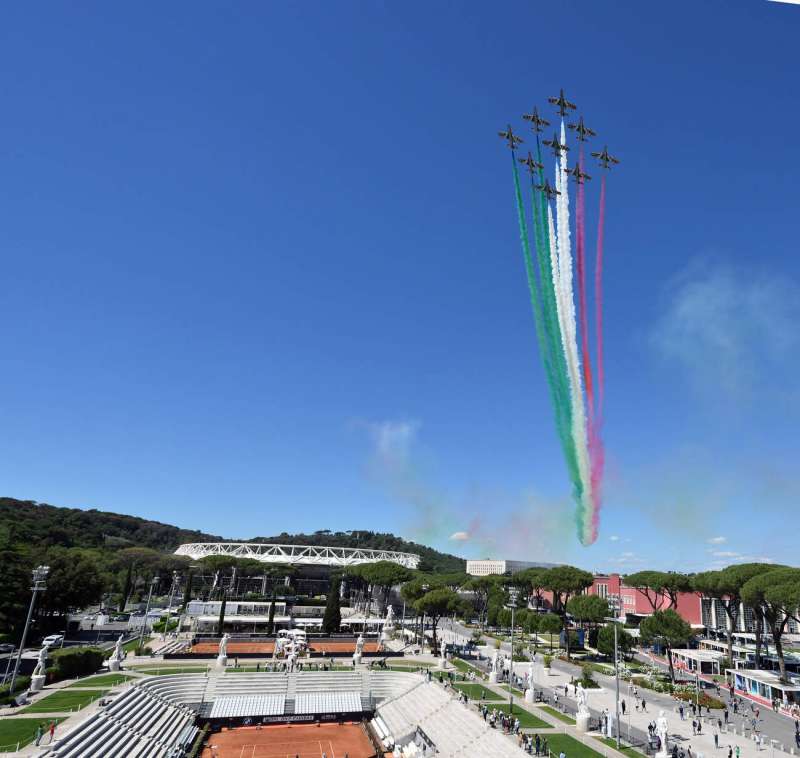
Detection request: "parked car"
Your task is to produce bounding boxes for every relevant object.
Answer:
[0,643,14,654]
[41,634,64,648]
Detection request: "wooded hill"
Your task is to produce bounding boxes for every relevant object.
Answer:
[0,498,465,572]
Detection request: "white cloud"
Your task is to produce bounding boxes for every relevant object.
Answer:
[449,531,470,542]
[609,535,620,542]
[650,261,800,398]
[365,419,420,469]
[712,550,741,558]
[706,536,727,545]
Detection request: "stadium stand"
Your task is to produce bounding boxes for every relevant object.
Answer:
[294,691,361,714]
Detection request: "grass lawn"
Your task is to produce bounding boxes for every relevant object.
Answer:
[454,683,503,700]
[0,718,64,750]
[499,683,526,697]
[597,736,646,757]
[66,673,132,688]
[451,658,484,677]
[539,705,576,724]
[487,703,551,728]
[21,689,106,713]
[545,734,603,758]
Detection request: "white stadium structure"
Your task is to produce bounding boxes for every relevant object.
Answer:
[174,542,421,569]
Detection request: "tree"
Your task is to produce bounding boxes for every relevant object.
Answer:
[510,568,549,610]
[566,595,610,627]
[692,563,777,669]
[182,570,194,608]
[742,567,800,682]
[40,548,106,618]
[357,561,413,615]
[538,613,563,652]
[119,564,133,612]
[265,593,276,635]
[463,575,502,628]
[414,588,460,650]
[639,609,692,682]
[624,571,692,612]
[597,623,633,660]
[541,566,594,659]
[524,612,540,651]
[0,526,33,640]
[323,576,342,634]
[217,594,227,636]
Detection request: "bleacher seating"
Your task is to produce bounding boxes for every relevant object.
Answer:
[294,691,361,714]
[209,694,285,718]
[376,681,526,757]
[49,669,424,757]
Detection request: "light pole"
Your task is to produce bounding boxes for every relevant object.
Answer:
[604,616,621,750]
[507,587,520,716]
[9,565,49,696]
[137,575,159,652]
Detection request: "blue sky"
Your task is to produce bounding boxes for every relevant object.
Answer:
[1,1,799,572]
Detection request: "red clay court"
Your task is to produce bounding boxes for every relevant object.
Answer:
[191,641,382,655]
[201,722,377,758]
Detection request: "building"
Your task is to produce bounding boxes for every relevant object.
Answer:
[465,559,546,577]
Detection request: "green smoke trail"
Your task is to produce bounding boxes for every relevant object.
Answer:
[512,151,583,509]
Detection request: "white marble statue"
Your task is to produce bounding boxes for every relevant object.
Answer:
[656,710,669,756]
[33,646,48,677]
[113,634,124,662]
[576,683,590,715]
[527,661,534,684]
[440,639,447,660]
[355,633,365,655]
[219,633,230,658]
[492,649,501,674]
[385,605,395,625]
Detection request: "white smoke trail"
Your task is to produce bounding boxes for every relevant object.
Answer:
[555,121,593,539]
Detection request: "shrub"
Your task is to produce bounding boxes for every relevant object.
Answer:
[543,654,553,668]
[673,691,725,709]
[579,664,601,688]
[48,647,105,681]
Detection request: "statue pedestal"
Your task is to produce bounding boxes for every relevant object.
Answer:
[352,654,362,666]
[543,666,551,676]
[656,751,669,758]
[575,712,590,734]
[525,688,534,703]
[108,659,121,672]
[30,674,46,693]
[216,655,227,669]
[488,671,498,684]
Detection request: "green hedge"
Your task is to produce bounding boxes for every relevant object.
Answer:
[48,647,105,681]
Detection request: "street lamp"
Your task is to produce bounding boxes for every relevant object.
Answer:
[604,616,621,750]
[137,575,160,652]
[9,565,50,696]
[507,587,520,716]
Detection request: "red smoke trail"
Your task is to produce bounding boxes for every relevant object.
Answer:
[576,146,595,422]
[595,174,606,417]
[588,173,607,541]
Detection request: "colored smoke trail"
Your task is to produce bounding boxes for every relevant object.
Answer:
[576,146,595,421]
[554,122,593,544]
[586,173,608,543]
[595,174,607,418]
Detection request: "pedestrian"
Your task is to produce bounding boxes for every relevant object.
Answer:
[735,746,740,758]
[642,698,647,713]
[727,747,732,758]
[714,733,719,749]
[49,722,56,743]
[256,662,260,672]
[692,720,697,736]
[559,751,565,758]
[34,725,43,746]
[717,718,722,732]
[724,708,729,724]
[622,699,626,716]
[679,705,685,720]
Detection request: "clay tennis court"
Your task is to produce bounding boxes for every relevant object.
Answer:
[201,722,376,757]
[191,641,382,655]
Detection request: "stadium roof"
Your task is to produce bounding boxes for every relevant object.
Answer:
[174,542,420,569]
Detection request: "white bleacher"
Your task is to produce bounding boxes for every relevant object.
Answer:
[209,694,285,718]
[294,691,361,714]
[376,681,526,758]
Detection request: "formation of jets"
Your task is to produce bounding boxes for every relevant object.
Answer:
[499,89,621,187]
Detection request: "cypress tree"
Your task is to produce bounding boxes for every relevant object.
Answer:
[322,576,342,634]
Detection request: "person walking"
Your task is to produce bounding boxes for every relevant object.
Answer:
[714,733,719,749]
[622,699,626,716]
[641,698,647,713]
[48,722,56,744]
[728,747,733,758]
[692,720,697,736]
[34,725,43,746]
[679,704,685,720]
